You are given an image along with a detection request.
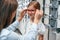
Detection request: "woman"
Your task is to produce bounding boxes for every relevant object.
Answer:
[27,1,46,40]
[0,0,21,40]
[19,1,46,40]
[0,0,42,40]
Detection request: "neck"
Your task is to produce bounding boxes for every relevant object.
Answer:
[30,17,34,23]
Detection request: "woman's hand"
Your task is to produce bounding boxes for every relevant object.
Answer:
[34,9,43,24]
[17,9,27,22]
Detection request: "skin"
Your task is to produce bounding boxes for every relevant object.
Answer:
[27,5,43,24]
[27,6,36,23]
[9,11,16,24]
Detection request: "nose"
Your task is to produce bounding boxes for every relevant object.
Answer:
[27,11,32,14]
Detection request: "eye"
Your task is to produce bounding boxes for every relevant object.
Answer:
[27,9,35,11]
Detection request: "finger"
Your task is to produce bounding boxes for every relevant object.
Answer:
[35,9,40,16]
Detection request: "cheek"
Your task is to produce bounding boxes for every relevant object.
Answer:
[28,11,35,14]
[31,12,35,14]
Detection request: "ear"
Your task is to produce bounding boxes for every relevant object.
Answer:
[11,11,16,19]
[9,11,16,24]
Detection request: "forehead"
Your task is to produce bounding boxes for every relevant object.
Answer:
[27,5,36,10]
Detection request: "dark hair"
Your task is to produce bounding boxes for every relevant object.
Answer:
[27,1,40,10]
[0,0,18,31]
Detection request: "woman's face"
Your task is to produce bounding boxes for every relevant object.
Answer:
[27,6,36,18]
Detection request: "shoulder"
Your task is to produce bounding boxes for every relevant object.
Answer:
[0,29,11,40]
[0,29,11,37]
[0,29,20,40]
[1,29,11,36]
[38,21,45,28]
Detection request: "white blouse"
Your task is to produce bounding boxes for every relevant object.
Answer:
[26,21,46,35]
[19,19,46,35]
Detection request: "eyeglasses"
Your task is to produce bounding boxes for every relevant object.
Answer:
[27,9,36,11]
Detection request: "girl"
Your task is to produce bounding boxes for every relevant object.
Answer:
[19,1,46,40]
